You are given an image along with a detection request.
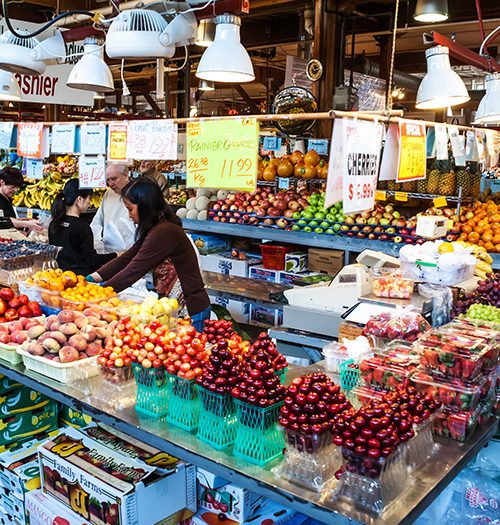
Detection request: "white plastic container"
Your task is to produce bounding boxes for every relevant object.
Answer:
[400,259,475,285]
[0,343,22,364]
[17,349,99,383]
[323,340,372,373]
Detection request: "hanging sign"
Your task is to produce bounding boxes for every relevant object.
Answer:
[24,158,44,180]
[396,120,426,182]
[79,155,106,188]
[379,123,399,181]
[262,136,282,152]
[51,123,76,154]
[448,126,465,167]
[17,123,44,158]
[435,124,448,161]
[126,120,178,160]
[465,130,479,162]
[426,127,436,158]
[108,122,128,162]
[485,130,499,168]
[186,118,259,191]
[0,122,15,149]
[325,119,344,208]
[308,139,329,156]
[80,123,107,155]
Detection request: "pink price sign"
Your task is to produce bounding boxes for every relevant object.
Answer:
[79,155,106,189]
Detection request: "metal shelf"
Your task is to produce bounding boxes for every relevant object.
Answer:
[381,190,476,203]
[0,361,495,525]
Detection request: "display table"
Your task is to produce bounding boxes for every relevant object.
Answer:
[0,360,496,525]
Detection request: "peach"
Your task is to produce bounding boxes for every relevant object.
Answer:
[49,332,67,345]
[86,316,101,327]
[52,356,61,363]
[25,319,42,330]
[85,341,102,356]
[49,321,61,332]
[100,312,114,324]
[59,346,79,363]
[27,325,46,340]
[79,352,89,359]
[27,343,45,356]
[83,308,100,319]
[0,326,8,333]
[8,321,23,333]
[94,327,108,340]
[80,326,96,342]
[13,330,28,344]
[57,310,75,324]
[68,335,87,352]
[74,316,89,329]
[42,338,61,354]
[59,323,78,336]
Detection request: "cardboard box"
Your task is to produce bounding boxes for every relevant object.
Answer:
[0,458,40,500]
[245,500,308,525]
[200,253,261,278]
[277,270,328,286]
[39,426,196,525]
[249,304,283,327]
[26,490,92,525]
[249,266,279,283]
[0,387,50,417]
[307,248,344,275]
[1,490,25,523]
[188,234,230,255]
[284,252,307,273]
[0,375,22,395]
[196,467,227,490]
[59,406,93,429]
[208,292,250,324]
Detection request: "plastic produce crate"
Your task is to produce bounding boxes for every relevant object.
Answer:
[133,364,170,418]
[197,388,236,450]
[260,244,293,271]
[166,375,199,431]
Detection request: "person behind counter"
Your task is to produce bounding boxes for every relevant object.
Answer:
[138,160,169,199]
[89,178,211,329]
[0,167,43,233]
[49,179,117,276]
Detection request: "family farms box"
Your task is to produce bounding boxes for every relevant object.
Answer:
[200,254,261,278]
[188,234,230,255]
[26,490,92,525]
[249,304,283,327]
[0,387,50,417]
[208,292,249,324]
[307,248,344,275]
[39,426,196,525]
[249,266,326,286]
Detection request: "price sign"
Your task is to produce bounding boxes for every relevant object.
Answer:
[0,123,14,149]
[397,120,426,182]
[394,191,408,202]
[80,123,107,155]
[186,118,259,191]
[375,190,386,201]
[79,155,106,188]
[448,126,465,167]
[277,177,290,190]
[51,123,76,154]
[379,124,399,181]
[433,196,447,208]
[17,123,44,158]
[108,122,128,162]
[24,158,43,180]
[126,120,178,160]
[308,139,329,156]
[263,136,282,151]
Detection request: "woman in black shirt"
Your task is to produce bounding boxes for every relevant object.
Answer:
[48,179,116,276]
[0,167,43,233]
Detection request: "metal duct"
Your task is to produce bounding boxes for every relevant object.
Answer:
[352,55,421,91]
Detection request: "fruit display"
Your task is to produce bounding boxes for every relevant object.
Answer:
[452,272,500,317]
[60,283,116,311]
[362,310,430,343]
[176,189,217,221]
[259,150,327,182]
[0,287,41,323]
[43,154,77,176]
[0,316,44,346]
[465,304,500,329]
[196,339,241,394]
[167,187,194,207]
[458,200,500,253]
[25,269,83,291]
[248,333,287,373]
[203,319,235,344]
[112,296,178,326]
[372,269,414,299]
[19,308,113,363]
[359,356,418,391]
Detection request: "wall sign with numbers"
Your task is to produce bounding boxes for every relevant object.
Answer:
[397,120,426,182]
[186,118,259,191]
[126,119,178,160]
[79,155,106,188]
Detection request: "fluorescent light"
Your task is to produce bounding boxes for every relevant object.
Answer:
[195,19,215,47]
[414,0,448,22]
[0,30,45,76]
[474,73,500,125]
[416,46,469,109]
[0,69,21,101]
[196,14,254,83]
[67,37,114,93]
[199,80,215,91]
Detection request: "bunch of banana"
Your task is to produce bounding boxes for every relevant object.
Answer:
[90,189,105,209]
[454,240,494,278]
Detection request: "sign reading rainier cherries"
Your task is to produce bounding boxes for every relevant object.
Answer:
[186,118,259,191]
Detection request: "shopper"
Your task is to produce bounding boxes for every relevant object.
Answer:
[89,178,211,328]
[138,160,169,199]
[49,179,116,276]
[90,163,135,254]
[0,167,43,233]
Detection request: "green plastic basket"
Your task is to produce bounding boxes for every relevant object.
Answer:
[340,359,361,392]
[233,400,284,466]
[166,374,199,431]
[197,388,237,450]
[276,367,288,384]
[133,364,170,418]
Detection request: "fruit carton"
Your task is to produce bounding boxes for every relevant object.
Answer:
[0,457,40,501]
[0,375,22,395]
[38,426,196,525]
[359,356,417,390]
[372,269,414,299]
[26,490,92,525]
[0,400,58,447]
[59,405,93,429]
[0,386,50,417]
[0,487,26,524]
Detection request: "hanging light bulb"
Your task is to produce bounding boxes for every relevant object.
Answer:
[117,105,128,115]
[414,0,448,22]
[195,19,215,47]
[474,73,500,125]
[0,70,21,101]
[196,14,254,83]
[416,46,469,109]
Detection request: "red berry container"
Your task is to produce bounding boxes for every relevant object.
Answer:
[359,356,417,391]
[432,406,479,442]
[404,410,440,471]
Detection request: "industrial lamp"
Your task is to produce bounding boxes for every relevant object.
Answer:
[31,30,66,65]
[416,46,469,109]
[199,80,215,91]
[196,14,255,83]
[195,19,215,47]
[414,0,448,23]
[474,73,500,125]
[0,70,21,101]
[67,37,114,93]
[0,30,46,75]
[160,11,197,47]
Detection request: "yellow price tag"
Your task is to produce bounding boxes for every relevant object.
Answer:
[375,190,386,201]
[433,196,448,208]
[447,219,454,230]
[394,191,408,202]
[26,209,33,219]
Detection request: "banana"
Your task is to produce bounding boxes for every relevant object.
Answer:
[474,269,489,280]
[475,261,493,274]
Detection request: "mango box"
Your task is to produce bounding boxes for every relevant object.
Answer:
[38,426,197,525]
[0,489,25,524]
[26,490,92,525]
[284,252,307,273]
[59,406,93,429]
[0,375,22,396]
[0,400,58,447]
[0,387,50,417]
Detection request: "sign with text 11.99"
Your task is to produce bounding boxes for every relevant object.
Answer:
[79,155,106,188]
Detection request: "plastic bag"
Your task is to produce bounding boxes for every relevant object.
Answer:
[342,336,372,363]
[418,283,453,327]
[362,306,430,343]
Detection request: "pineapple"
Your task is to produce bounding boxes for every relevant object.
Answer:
[456,169,471,197]
[378,180,388,190]
[439,171,456,196]
[427,169,441,194]
[387,180,397,191]
[471,172,481,197]
[416,176,428,194]
[402,181,417,192]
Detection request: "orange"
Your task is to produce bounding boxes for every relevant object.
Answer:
[478,240,485,247]
[468,232,480,243]
[461,225,472,234]
[491,214,500,224]
[495,244,500,253]
[494,235,500,244]
[474,226,485,235]
[459,233,469,241]
[484,242,495,252]
[482,233,493,243]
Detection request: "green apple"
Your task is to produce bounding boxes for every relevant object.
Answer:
[314,227,323,234]
[292,225,301,231]
[303,226,312,232]
[302,211,313,220]
[292,212,301,220]
[326,213,336,222]
[298,219,308,227]
[315,212,325,220]
[309,220,319,228]
[333,223,341,231]
[325,228,335,234]
[320,221,330,228]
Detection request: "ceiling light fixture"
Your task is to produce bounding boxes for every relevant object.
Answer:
[199,80,215,91]
[194,19,215,47]
[0,30,45,75]
[196,14,254,83]
[416,46,469,109]
[414,0,448,23]
[473,72,500,125]
[94,92,106,100]
[160,11,197,48]
[30,30,66,65]
[0,70,21,101]
[67,37,114,93]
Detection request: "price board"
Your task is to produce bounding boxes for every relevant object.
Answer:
[80,123,107,155]
[24,158,44,180]
[79,155,106,188]
[17,123,44,158]
[186,118,259,191]
[0,122,14,149]
[397,120,426,182]
[108,122,128,162]
[51,123,76,154]
[126,120,178,160]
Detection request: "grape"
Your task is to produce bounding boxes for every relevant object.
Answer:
[466,304,500,323]
[452,272,500,317]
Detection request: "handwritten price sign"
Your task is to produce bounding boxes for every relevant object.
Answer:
[126,120,178,160]
[0,122,14,150]
[17,123,44,158]
[81,123,106,155]
[51,123,76,154]
[397,120,426,182]
[186,118,259,191]
[108,122,128,162]
[79,155,106,189]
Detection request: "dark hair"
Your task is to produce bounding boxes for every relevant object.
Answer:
[0,167,23,188]
[121,178,181,240]
[49,178,92,235]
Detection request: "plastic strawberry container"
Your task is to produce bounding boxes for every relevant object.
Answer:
[372,269,414,299]
[432,406,479,442]
[373,341,420,367]
[359,356,418,391]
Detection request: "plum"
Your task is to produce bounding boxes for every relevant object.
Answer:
[59,323,78,336]
[59,346,79,363]
[49,331,67,345]
[27,325,46,340]
[57,310,75,324]
[68,335,87,352]
[42,338,61,354]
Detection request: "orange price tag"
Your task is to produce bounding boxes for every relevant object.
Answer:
[375,190,387,201]
[433,196,448,208]
[395,191,408,202]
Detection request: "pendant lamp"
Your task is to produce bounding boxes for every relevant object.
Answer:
[195,19,215,47]
[199,80,215,91]
[67,37,114,93]
[414,0,448,22]
[416,46,469,109]
[0,70,21,101]
[31,30,66,65]
[474,73,500,125]
[0,30,45,76]
[196,14,254,83]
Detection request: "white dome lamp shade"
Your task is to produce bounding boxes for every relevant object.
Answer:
[106,9,174,59]
[196,14,255,83]
[67,37,114,93]
[414,0,448,22]
[160,11,197,47]
[474,73,500,125]
[0,70,21,101]
[195,19,215,47]
[416,46,469,109]
[0,30,46,76]
[31,30,66,65]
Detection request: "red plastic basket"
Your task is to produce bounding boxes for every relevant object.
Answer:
[260,244,293,270]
